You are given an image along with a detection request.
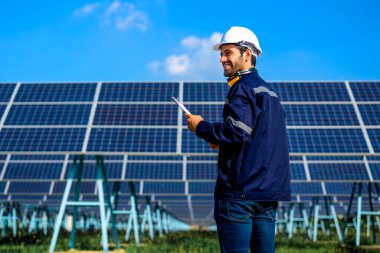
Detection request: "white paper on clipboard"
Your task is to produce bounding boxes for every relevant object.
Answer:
[171,97,191,114]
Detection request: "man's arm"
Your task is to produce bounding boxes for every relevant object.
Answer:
[186,85,259,145]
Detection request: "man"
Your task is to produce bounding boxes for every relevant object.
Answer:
[185,26,291,253]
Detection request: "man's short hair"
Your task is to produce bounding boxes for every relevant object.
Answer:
[236,45,256,66]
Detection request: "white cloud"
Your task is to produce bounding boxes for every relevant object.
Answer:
[74,0,149,31]
[165,55,190,75]
[149,32,223,79]
[73,3,101,17]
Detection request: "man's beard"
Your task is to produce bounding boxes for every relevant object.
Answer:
[223,59,242,77]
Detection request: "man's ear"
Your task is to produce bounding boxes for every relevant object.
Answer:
[244,49,251,62]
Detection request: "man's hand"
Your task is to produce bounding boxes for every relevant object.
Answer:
[185,114,204,132]
[209,143,220,149]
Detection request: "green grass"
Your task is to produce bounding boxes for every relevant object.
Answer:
[0,229,379,252]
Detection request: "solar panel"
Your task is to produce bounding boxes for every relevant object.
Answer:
[187,163,218,180]
[0,105,6,119]
[64,163,123,179]
[99,82,178,101]
[0,80,379,228]
[87,128,177,153]
[5,105,91,125]
[125,163,182,179]
[8,182,51,193]
[0,128,86,152]
[291,183,323,194]
[287,129,368,153]
[284,104,358,126]
[4,163,62,180]
[308,163,369,181]
[94,104,177,126]
[0,83,16,102]
[144,182,185,194]
[270,82,350,101]
[359,104,380,125]
[183,82,228,101]
[367,129,380,152]
[350,82,380,101]
[370,163,380,180]
[53,182,95,194]
[189,182,215,194]
[15,83,97,102]
[290,163,307,180]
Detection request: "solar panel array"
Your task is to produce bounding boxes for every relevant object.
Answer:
[0,81,379,225]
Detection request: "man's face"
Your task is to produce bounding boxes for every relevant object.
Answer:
[220,44,244,77]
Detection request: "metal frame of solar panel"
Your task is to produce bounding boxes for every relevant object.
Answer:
[0,81,379,228]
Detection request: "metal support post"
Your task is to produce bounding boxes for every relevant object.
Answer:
[356,182,363,246]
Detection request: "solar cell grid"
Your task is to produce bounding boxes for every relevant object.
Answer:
[125,163,182,179]
[291,182,322,194]
[0,182,6,193]
[189,182,215,194]
[94,104,177,126]
[370,163,380,180]
[187,163,217,180]
[5,105,91,125]
[15,83,97,102]
[183,82,228,102]
[290,164,306,180]
[287,129,368,153]
[358,104,380,125]
[4,163,62,180]
[11,155,65,160]
[284,104,358,126]
[99,82,178,102]
[0,105,6,119]
[368,129,380,153]
[350,82,380,101]
[143,182,184,194]
[308,163,369,181]
[327,183,371,195]
[88,128,177,153]
[0,83,16,102]
[53,182,95,194]
[306,156,364,160]
[8,182,51,193]
[0,128,86,152]
[64,163,122,179]
[270,82,349,101]
[117,181,140,193]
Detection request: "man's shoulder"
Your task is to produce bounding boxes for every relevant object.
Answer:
[238,72,269,90]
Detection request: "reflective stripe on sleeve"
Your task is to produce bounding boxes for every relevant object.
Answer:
[253,86,278,98]
[226,116,253,135]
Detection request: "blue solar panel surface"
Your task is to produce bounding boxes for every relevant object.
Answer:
[0,83,16,102]
[99,82,178,101]
[308,163,369,180]
[87,128,177,152]
[284,104,359,126]
[0,128,86,152]
[5,105,91,125]
[287,129,368,153]
[350,82,380,101]
[15,83,97,102]
[270,82,350,101]
[0,81,379,226]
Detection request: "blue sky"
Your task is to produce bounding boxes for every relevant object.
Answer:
[0,0,379,82]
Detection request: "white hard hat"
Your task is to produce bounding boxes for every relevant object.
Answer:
[213,26,262,56]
